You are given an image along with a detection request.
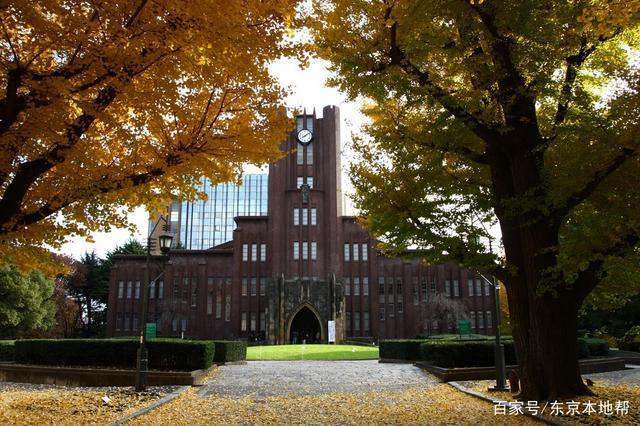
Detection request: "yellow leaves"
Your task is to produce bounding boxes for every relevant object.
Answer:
[579,0,640,37]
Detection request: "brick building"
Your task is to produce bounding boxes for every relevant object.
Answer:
[106,105,497,343]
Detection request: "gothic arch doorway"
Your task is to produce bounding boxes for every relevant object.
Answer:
[288,305,322,344]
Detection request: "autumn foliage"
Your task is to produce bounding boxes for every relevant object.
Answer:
[0,0,300,270]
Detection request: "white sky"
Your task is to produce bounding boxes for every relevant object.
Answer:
[57,58,366,259]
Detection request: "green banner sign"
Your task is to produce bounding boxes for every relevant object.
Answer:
[458,320,471,337]
[146,323,157,339]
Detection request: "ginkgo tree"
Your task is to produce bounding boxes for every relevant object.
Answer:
[0,0,300,271]
[312,0,640,399]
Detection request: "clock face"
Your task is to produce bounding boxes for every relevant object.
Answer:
[297,129,313,145]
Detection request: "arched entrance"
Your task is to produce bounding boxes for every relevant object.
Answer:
[289,306,322,344]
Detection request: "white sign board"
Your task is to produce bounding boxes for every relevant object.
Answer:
[328,320,336,343]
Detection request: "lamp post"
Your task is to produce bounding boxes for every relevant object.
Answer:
[480,272,508,391]
[135,216,173,392]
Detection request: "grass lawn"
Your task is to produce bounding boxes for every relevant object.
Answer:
[247,344,379,360]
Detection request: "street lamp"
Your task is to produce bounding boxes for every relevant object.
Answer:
[135,216,173,391]
[479,272,508,392]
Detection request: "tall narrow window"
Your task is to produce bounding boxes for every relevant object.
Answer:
[486,311,492,329]
[158,281,164,299]
[445,280,451,297]
[353,244,359,261]
[242,244,248,262]
[182,278,189,303]
[354,277,360,296]
[311,241,317,260]
[216,282,222,319]
[293,207,299,226]
[132,313,139,331]
[307,142,313,165]
[127,281,132,299]
[242,278,247,296]
[354,312,360,333]
[124,314,130,331]
[485,281,492,296]
[149,281,156,299]
[293,241,300,260]
[260,243,267,261]
[250,312,256,331]
[173,278,180,300]
[344,243,350,261]
[251,243,257,261]
[241,313,247,331]
[346,311,351,333]
[421,278,427,301]
[311,208,317,225]
[364,312,370,333]
[260,278,266,296]
[260,311,266,331]
[468,279,474,296]
[379,307,385,320]
[118,281,124,299]
[307,176,314,188]
[478,312,485,329]
[191,278,198,307]
[116,314,122,331]
[302,241,308,260]
[396,278,402,295]
[207,291,213,315]
[251,278,257,296]
[302,208,308,225]
[297,176,304,188]
[345,277,351,296]
[378,276,385,298]
[470,311,477,329]
[172,319,178,332]
[476,279,482,296]
[413,279,419,306]
[361,243,368,261]
[363,277,369,296]
[225,279,231,322]
[297,143,304,164]
[453,280,459,297]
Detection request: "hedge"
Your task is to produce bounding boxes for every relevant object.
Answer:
[13,339,214,371]
[0,340,14,362]
[419,340,517,368]
[212,340,247,363]
[379,340,425,361]
[578,337,609,357]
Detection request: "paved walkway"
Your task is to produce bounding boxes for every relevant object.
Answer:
[584,365,640,386]
[198,360,437,398]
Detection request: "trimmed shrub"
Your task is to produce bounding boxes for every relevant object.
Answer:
[0,340,14,362]
[379,340,425,361]
[13,339,214,371]
[578,337,609,357]
[419,340,517,368]
[212,340,247,363]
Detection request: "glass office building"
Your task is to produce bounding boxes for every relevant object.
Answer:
[173,174,268,249]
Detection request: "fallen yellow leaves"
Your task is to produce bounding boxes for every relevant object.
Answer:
[0,388,163,426]
[131,384,539,425]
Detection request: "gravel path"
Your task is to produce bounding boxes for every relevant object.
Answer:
[584,365,640,386]
[198,360,438,398]
[0,381,180,394]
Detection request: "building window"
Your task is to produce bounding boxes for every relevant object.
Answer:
[216,282,222,319]
[297,143,304,165]
[173,278,179,300]
[126,281,132,299]
[158,280,164,299]
[353,243,359,261]
[242,244,248,262]
[251,243,258,261]
[453,280,459,297]
[181,319,187,332]
[468,279,474,297]
[132,313,139,331]
[344,243,350,261]
[476,279,482,297]
[242,278,247,296]
[149,281,156,299]
[445,280,451,297]
[207,291,213,315]
[261,243,267,262]
[302,241,308,260]
[251,312,256,332]
[364,312,370,333]
[191,279,198,307]
[297,176,304,188]
[182,277,189,303]
[354,277,360,296]
[172,319,178,332]
[124,314,130,331]
[363,277,369,296]
[361,243,368,261]
[241,312,247,331]
[485,281,492,296]
[379,307,385,321]
[311,208,317,225]
[346,312,351,333]
[311,241,317,260]
[378,276,385,297]
[251,278,257,296]
[396,278,402,296]
[478,311,485,329]
[302,208,308,225]
[486,310,492,329]
[430,280,437,292]
[294,207,299,226]
[293,241,300,260]
[307,176,314,188]
[413,279,419,306]
[116,314,121,331]
[398,299,404,314]
[354,312,360,333]
[118,281,124,299]
[260,311,266,332]
[307,142,313,165]
[421,278,427,301]
[388,303,395,317]
[470,311,476,329]
[345,277,350,296]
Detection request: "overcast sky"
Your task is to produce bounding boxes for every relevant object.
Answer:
[57,57,366,259]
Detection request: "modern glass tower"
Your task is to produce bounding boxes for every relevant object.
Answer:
[170,174,268,250]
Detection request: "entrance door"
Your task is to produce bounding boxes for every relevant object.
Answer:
[289,307,321,344]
